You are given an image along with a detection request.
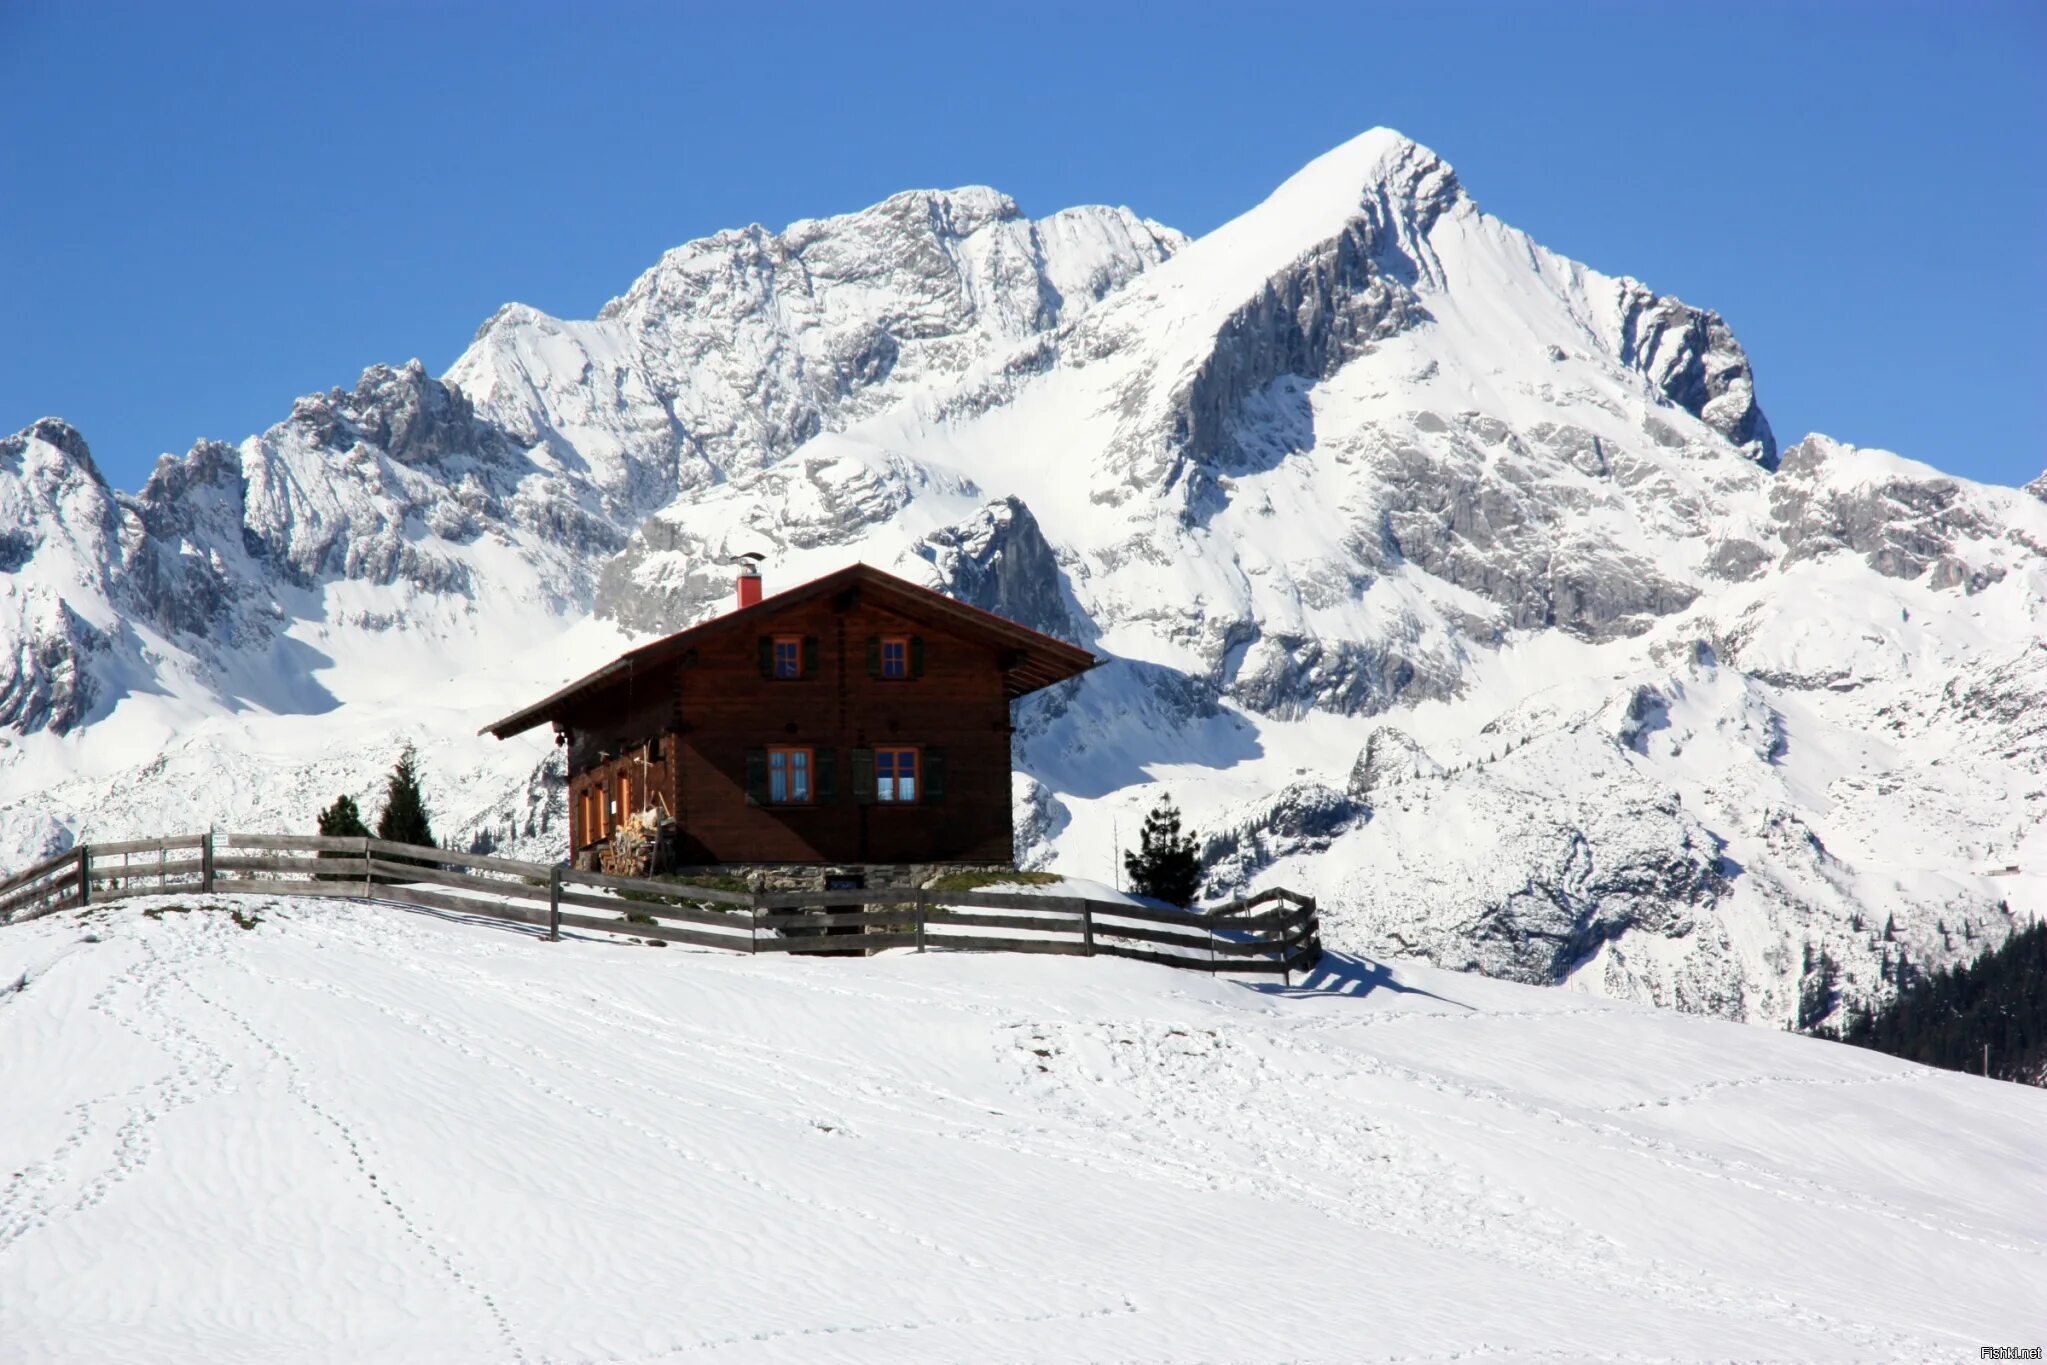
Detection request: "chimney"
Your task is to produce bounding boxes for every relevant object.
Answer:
[735,555,763,610]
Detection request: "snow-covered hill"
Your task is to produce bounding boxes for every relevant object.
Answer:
[1,899,2040,1362]
[3,129,2042,1029]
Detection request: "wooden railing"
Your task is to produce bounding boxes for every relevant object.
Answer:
[0,833,1321,977]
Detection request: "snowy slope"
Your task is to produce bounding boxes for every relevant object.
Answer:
[2,128,2042,1031]
[2,897,2041,1363]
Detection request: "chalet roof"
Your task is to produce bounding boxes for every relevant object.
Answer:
[482,563,1098,740]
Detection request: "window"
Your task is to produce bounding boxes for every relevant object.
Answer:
[875,747,918,803]
[867,634,924,679]
[761,634,819,679]
[768,746,812,803]
[851,746,940,803]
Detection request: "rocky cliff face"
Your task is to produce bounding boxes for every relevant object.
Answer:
[0,421,126,733]
[4,130,2041,1035]
[1611,279,1775,466]
[455,193,1182,486]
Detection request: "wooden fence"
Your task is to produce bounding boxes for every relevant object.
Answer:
[0,833,1321,977]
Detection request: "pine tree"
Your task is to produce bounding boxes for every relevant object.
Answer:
[317,794,370,839]
[315,794,370,859]
[1796,946,1839,1031]
[1123,798,1201,907]
[375,746,436,851]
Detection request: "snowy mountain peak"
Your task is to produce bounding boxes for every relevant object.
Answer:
[0,419,126,736]
[782,183,1027,245]
[1,417,105,485]
[1239,125,1463,241]
[1087,128,1460,343]
[446,184,1185,521]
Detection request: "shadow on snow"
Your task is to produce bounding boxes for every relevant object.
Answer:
[1246,950,1476,1010]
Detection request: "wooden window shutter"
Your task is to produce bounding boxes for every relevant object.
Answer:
[922,747,946,801]
[910,635,925,677]
[802,635,820,678]
[756,637,774,678]
[814,746,838,802]
[851,747,876,804]
[744,748,769,805]
[865,635,881,678]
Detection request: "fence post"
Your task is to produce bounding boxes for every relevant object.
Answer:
[1083,902,1094,956]
[200,831,215,893]
[915,889,926,953]
[547,866,562,942]
[76,846,90,907]
[1280,896,1292,987]
[361,837,371,898]
[750,892,761,955]
[1287,895,1315,987]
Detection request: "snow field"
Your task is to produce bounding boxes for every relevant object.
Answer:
[2,897,2042,1362]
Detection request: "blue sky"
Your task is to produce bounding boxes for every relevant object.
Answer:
[3,1,2041,491]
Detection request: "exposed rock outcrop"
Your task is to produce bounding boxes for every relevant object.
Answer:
[1348,726,1443,800]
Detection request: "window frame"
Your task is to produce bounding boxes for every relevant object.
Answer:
[770,634,803,680]
[879,635,910,680]
[872,745,920,805]
[766,744,816,805]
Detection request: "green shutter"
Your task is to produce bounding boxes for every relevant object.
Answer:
[851,747,876,804]
[815,746,838,802]
[865,635,881,679]
[922,747,945,802]
[803,635,820,678]
[756,637,773,678]
[744,748,768,805]
[910,635,925,678]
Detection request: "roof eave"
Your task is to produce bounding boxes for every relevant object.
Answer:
[479,657,633,739]
[481,563,1101,738]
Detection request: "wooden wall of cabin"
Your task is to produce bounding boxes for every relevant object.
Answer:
[561,676,679,852]
[671,596,1015,865]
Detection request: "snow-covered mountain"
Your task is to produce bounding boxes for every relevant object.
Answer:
[5,129,2042,1030]
[3,899,2041,1362]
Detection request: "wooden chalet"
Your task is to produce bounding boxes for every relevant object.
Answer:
[483,562,1096,881]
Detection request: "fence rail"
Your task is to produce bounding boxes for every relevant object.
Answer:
[0,832,1320,976]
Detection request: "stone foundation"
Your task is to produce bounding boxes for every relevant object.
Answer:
[666,861,1014,894]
